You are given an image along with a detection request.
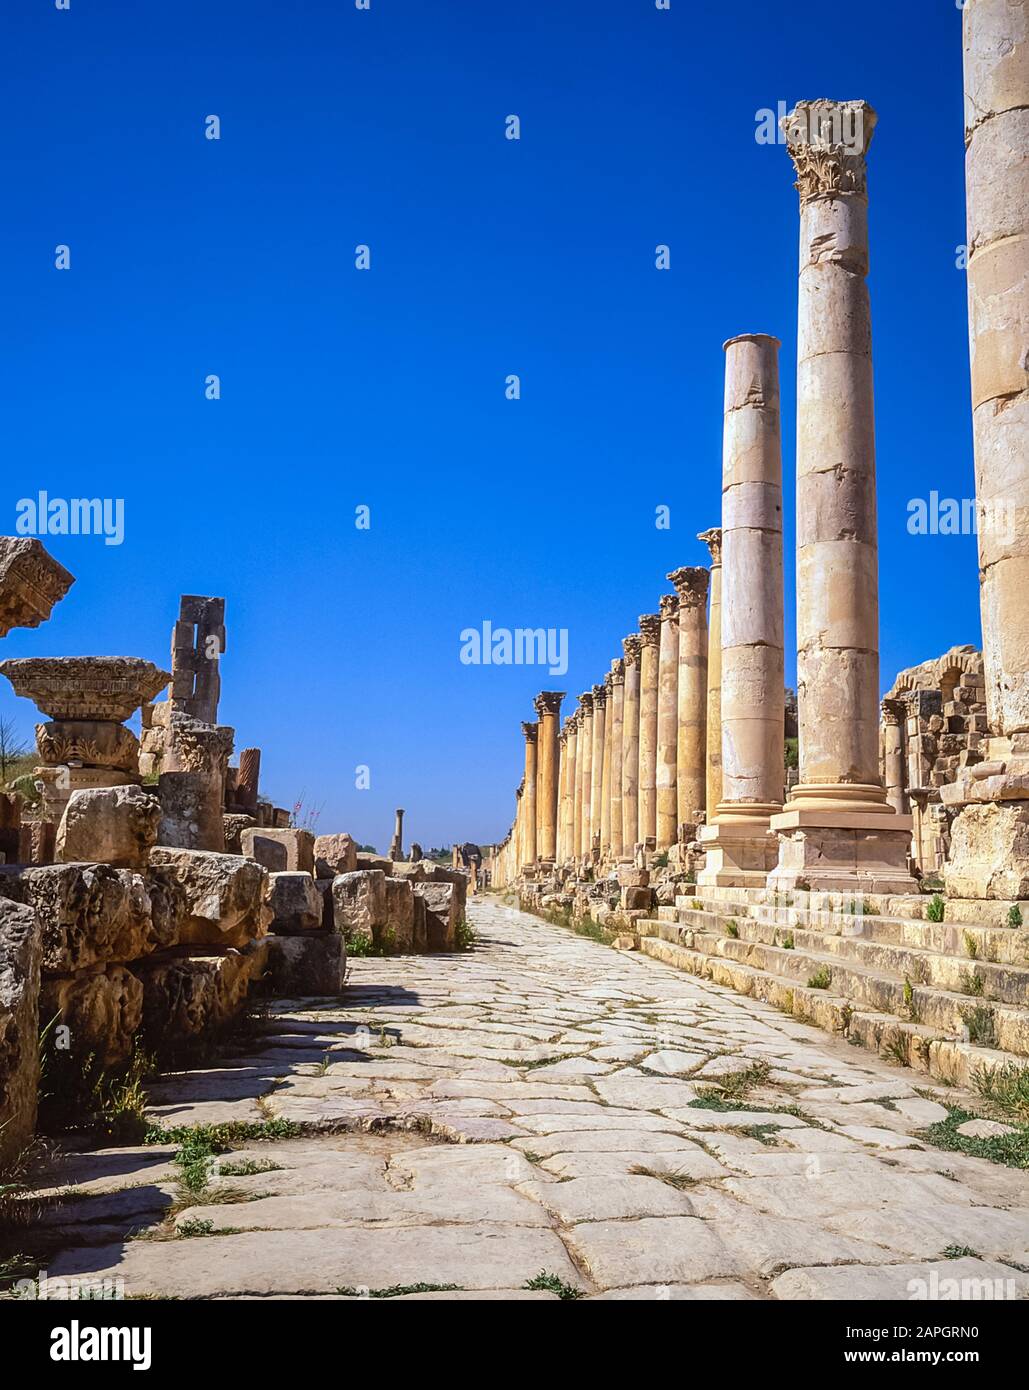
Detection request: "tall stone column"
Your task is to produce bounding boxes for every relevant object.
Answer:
[945,0,1029,900]
[655,596,680,849]
[668,567,709,836]
[881,699,907,815]
[236,746,261,813]
[577,693,594,861]
[600,673,614,858]
[389,808,404,861]
[769,100,915,893]
[621,634,642,853]
[637,614,661,847]
[534,691,564,864]
[590,684,607,860]
[514,784,524,878]
[701,334,785,887]
[698,529,723,820]
[609,658,625,860]
[520,722,538,869]
[570,712,582,863]
[559,716,576,863]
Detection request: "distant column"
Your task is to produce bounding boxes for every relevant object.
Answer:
[577,692,594,860]
[637,614,661,846]
[520,722,538,868]
[655,595,680,849]
[590,683,607,860]
[668,566,709,835]
[609,659,625,860]
[570,712,583,862]
[621,634,642,854]
[534,691,564,863]
[698,528,723,820]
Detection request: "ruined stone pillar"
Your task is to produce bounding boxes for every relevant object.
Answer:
[590,684,607,859]
[159,715,234,852]
[637,615,661,846]
[609,659,625,860]
[881,699,907,815]
[577,693,594,860]
[668,567,709,836]
[600,673,614,858]
[769,100,915,893]
[698,528,723,820]
[520,722,538,868]
[700,334,785,887]
[944,0,1029,900]
[236,746,261,813]
[534,691,564,863]
[170,595,225,725]
[655,596,679,850]
[569,713,582,863]
[389,808,405,861]
[621,635,642,854]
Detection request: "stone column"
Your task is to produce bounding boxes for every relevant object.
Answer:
[534,691,564,864]
[698,528,723,820]
[944,0,1029,900]
[170,595,225,725]
[621,635,642,854]
[514,784,524,878]
[700,334,785,887]
[236,746,261,813]
[609,659,625,860]
[520,722,538,868]
[570,712,583,864]
[590,684,607,860]
[389,808,404,861]
[556,724,568,863]
[769,100,915,893]
[577,693,594,861]
[655,596,679,849]
[637,614,661,847]
[600,672,614,858]
[159,715,234,852]
[668,567,709,836]
[881,699,907,815]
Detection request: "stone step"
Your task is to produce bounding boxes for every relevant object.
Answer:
[652,923,1029,1058]
[634,929,1027,1089]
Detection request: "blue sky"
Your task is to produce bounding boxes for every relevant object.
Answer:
[2,0,978,850]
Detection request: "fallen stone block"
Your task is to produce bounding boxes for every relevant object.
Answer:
[239,830,288,872]
[133,951,262,1046]
[0,899,42,1167]
[413,881,457,950]
[313,833,358,879]
[332,869,387,949]
[355,852,393,876]
[269,872,323,934]
[622,886,652,911]
[241,827,314,875]
[263,933,346,997]
[21,863,157,972]
[41,964,143,1070]
[383,877,415,952]
[148,848,270,949]
[222,814,256,855]
[56,785,161,872]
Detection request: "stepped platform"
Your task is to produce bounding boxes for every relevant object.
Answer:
[635,886,1029,1089]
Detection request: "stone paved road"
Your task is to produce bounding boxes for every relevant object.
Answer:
[29,898,1029,1300]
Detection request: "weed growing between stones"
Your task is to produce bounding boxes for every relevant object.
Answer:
[973,1062,1029,1124]
[926,893,946,923]
[918,1106,1029,1169]
[960,1004,998,1048]
[807,967,832,990]
[335,1283,463,1298]
[454,918,478,951]
[38,1034,155,1145]
[523,1270,585,1300]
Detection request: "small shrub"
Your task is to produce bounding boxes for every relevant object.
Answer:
[454,918,478,952]
[781,933,795,950]
[960,1004,998,1049]
[973,1062,1029,1124]
[963,931,979,960]
[523,1270,584,1301]
[807,967,832,991]
[177,1219,214,1238]
[1008,905,1024,928]
[959,969,986,998]
[926,893,946,923]
[725,921,739,939]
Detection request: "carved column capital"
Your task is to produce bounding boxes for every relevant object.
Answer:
[638,614,661,646]
[880,698,906,726]
[591,682,608,708]
[521,720,538,743]
[577,691,594,715]
[622,633,643,665]
[658,592,680,621]
[697,527,722,566]
[609,657,624,686]
[534,690,565,718]
[667,566,710,611]
[782,100,877,202]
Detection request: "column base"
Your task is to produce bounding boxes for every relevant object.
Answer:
[944,800,1029,901]
[768,806,917,895]
[696,819,779,888]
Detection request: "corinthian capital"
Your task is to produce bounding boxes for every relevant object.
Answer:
[521,720,538,742]
[622,633,643,665]
[534,690,565,718]
[697,528,722,566]
[591,682,608,708]
[782,100,877,202]
[609,657,624,686]
[638,614,661,646]
[577,691,594,716]
[667,566,710,610]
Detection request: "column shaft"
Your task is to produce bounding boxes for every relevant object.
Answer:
[637,615,661,845]
[621,635,642,852]
[520,722,538,868]
[609,660,625,859]
[534,692,564,862]
[668,567,709,834]
[655,596,679,849]
[589,685,607,859]
[698,530,723,820]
